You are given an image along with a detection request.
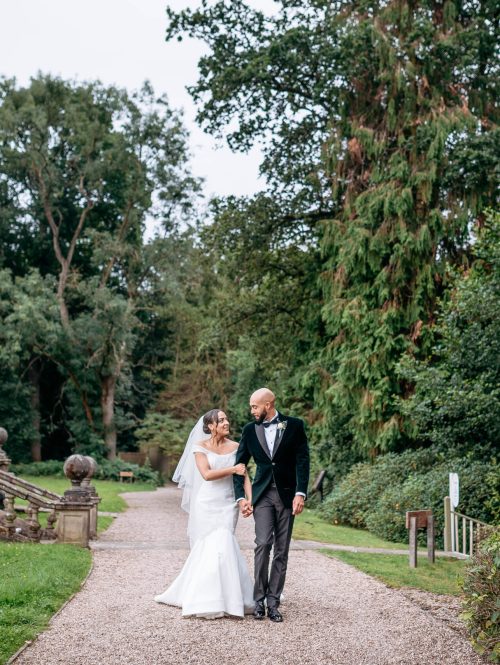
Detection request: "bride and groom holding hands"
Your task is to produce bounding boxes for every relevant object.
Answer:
[155,387,310,623]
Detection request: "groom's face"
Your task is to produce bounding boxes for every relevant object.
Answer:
[250,399,270,424]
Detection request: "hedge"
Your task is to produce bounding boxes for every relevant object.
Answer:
[461,529,500,662]
[9,458,161,486]
[320,448,498,548]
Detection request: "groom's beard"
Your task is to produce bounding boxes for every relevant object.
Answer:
[255,409,268,425]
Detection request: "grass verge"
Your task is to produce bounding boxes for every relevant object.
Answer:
[0,542,92,665]
[293,508,410,550]
[0,476,148,662]
[322,550,466,595]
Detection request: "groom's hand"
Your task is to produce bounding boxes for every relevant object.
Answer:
[292,495,305,516]
[239,499,253,518]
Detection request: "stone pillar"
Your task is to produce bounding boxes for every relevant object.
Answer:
[3,494,16,537]
[56,502,92,547]
[82,456,100,539]
[56,455,93,547]
[26,502,41,541]
[44,508,58,540]
[0,428,11,472]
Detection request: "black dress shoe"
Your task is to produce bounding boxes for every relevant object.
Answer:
[253,602,265,620]
[267,607,283,623]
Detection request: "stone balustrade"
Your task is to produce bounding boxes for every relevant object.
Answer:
[0,429,101,547]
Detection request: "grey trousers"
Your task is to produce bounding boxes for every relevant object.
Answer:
[253,484,294,609]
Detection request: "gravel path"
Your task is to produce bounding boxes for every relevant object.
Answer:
[14,486,482,665]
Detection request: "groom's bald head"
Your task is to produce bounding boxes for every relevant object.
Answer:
[250,388,276,423]
[251,388,275,405]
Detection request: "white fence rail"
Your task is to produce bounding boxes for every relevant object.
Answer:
[443,496,491,557]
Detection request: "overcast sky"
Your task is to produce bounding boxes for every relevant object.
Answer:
[0,0,270,200]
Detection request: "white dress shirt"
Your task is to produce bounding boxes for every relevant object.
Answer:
[263,417,279,456]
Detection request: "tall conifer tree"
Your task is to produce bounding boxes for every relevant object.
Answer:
[166,0,498,454]
[320,0,498,454]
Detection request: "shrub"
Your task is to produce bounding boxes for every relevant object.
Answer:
[95,459,161,486]
[366,459,497,547]
[319,461,375,527]
[321,448,498,548]
[486,467,500,526]
[364,469,446,545]
[461,529,500,662]
[320,448,438,528]
[10,458,161,486]
[9,460,65,477]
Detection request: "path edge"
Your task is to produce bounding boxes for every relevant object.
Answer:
[7,553,96,665]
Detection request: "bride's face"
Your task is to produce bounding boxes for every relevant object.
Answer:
[209,411,230,437]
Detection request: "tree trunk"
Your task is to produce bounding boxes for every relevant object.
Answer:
[28,359,42,462]
[101,374,117,460]
[57,266,71,330]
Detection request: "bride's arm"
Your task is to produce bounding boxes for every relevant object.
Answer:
[194,452,245,481]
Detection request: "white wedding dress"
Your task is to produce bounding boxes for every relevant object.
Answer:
[155,445,254,619]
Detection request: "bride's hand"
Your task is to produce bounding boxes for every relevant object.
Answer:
[233,463,246,476]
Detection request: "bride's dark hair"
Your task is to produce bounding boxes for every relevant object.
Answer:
[202,409,221,434]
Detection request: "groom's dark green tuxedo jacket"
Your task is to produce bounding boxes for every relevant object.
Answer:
[233,413,310,509]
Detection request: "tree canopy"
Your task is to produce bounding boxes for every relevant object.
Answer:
[1,2,498,472]
[166,0,499,456]
[0,75,202,460]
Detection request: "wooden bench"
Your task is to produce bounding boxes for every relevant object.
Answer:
[119,471,134,483]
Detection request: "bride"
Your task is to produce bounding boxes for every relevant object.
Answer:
[154,409,254,619]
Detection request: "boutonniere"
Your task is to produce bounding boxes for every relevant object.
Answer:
[277,421,287,432]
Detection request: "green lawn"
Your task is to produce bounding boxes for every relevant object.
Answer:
[1,476,155,663]
[96,516,114,532]
[20,476,157,513]
[322,550,466,595]
[0,542,92,665]
[293,508,410,550]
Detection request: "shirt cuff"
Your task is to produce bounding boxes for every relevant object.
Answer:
[295,492,306,498]
[236,497,246,502]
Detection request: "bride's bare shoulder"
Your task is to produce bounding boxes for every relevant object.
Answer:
[193,438,211,451]
[226,439,239,451]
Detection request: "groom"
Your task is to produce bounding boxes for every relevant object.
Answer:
[234,388,310,623]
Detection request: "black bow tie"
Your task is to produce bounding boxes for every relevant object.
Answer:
[262,418,278,428]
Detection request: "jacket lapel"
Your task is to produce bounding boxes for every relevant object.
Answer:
[271,412,288,458]
[255,423,271,458]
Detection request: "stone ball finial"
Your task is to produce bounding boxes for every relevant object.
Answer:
[81,456,99,489]
[83,456,98,479]
[63,455,91,486]
[0,428,8,445]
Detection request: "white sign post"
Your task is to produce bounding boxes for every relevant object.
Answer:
[449,473,459,508]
